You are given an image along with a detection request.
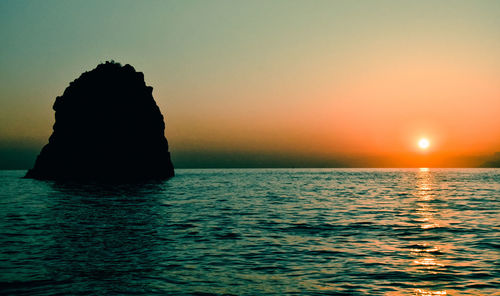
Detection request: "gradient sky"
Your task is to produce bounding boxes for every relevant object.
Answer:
[1,0,500,168]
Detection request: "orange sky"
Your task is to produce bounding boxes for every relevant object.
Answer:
[164,44,500,167]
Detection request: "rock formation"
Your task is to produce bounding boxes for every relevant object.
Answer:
[26,61,174,181]
[481,152,500,168]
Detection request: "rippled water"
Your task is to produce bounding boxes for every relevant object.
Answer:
[0,169,499,295]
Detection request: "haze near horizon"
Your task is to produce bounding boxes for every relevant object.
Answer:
[1,0,500,168]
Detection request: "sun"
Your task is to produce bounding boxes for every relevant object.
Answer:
[418,138,430,149]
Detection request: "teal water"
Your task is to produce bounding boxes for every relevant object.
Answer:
[0,169,499,295]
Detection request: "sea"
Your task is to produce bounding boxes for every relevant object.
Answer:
[0,169,499,295]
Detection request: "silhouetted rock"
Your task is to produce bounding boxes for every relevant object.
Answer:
[26,61,174,181]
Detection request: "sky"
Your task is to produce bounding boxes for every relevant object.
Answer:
[1,0,500,168]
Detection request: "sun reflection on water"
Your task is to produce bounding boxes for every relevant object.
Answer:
[411,169,447,294]
[414,288,447,295]
[413,258,444,267]
[410,245,440,254]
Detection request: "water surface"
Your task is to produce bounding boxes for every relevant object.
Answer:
[1,169,499,295]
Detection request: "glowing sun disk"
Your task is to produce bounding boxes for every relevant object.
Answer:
[419,138,430,149]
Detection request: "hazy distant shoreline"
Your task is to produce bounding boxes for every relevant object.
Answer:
[1,146,498,169]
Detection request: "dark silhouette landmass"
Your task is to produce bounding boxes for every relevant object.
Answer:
[481,152,500,168]
[25,61,174,181]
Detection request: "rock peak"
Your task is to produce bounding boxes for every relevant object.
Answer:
[26,61,175,181]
